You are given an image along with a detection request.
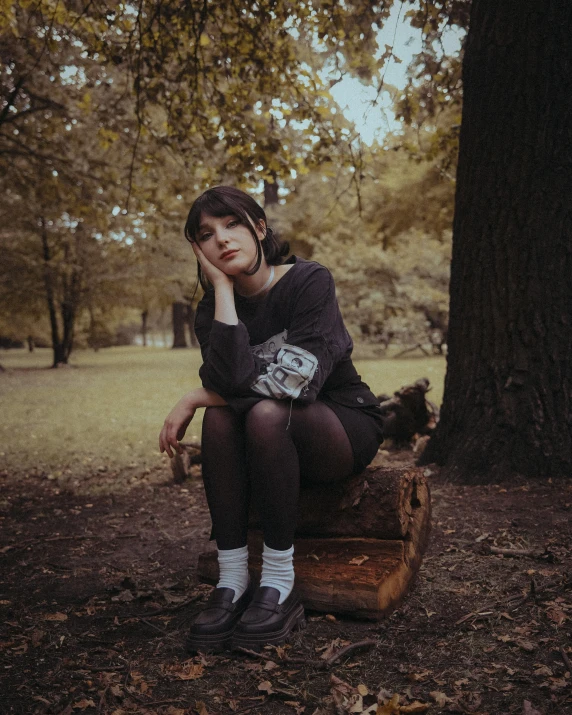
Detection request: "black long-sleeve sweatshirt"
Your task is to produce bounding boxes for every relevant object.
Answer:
[194,256,384,466]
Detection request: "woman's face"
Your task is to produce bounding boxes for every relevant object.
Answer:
[196,212,264,275]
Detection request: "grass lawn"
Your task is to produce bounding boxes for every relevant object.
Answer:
[0,346,445,481]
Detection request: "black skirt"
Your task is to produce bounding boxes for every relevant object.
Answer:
[320,396,385,475]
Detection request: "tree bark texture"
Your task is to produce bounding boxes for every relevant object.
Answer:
[421,1,572,481]
[171,301,188,348]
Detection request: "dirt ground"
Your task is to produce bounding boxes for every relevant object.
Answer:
[1,452,571,715]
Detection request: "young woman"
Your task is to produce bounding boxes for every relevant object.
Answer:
[159,186,384,653]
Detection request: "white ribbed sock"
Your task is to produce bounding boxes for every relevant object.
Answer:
[260,543,295,604]
[217,545,249,603]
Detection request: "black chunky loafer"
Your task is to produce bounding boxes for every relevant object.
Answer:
[231,586,305,651]
[187,582,255,654]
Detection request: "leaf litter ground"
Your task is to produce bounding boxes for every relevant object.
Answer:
[1,452,572,715]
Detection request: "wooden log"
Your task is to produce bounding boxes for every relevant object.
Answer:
[197,466,431,619]
[198,534,414,620]
[171,441,201,483]
[250,466,429,541]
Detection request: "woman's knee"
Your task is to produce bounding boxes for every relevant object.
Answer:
[203,405,242,438]
[245,399,289,438]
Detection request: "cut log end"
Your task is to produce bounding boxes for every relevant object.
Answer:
[198,534,421,619]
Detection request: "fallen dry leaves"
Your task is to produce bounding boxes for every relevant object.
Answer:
[4,466,572,715]
[162,658,205,681]
[321,675,430,715]
[349,555,370,566]
[42,611,68,621]
[429,690,453,707]
[318,638,352,661]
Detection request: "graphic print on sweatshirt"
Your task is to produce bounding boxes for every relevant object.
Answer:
[250,330,318,399]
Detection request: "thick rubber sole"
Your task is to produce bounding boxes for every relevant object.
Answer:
[230,604,306,651]
[186,626,235,654]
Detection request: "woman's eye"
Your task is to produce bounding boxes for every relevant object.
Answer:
[227,220,238,228]
[199,232,211,241]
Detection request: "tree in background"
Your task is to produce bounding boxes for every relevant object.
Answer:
[0,0,375,362]
[421,0,572,481]
[0,1,142,365]
[0,0,468,364]
[395,0,469,175]
[268,143,454,351]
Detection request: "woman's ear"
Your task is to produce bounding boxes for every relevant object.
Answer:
[258,219,267,240]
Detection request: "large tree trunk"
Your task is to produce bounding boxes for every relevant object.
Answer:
[171,301,188,348]
[421,1,572,482]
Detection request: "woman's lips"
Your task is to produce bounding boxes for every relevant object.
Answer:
[220,249,239,260]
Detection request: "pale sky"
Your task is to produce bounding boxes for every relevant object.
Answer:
[329,5,464,144]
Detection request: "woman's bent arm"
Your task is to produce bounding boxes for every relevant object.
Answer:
[159,387,227,458]
[192,242,238,326]
[214,282,239,325]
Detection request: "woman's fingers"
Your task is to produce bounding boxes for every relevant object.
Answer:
[160,418,191,458]
[176,410,194,441]
[159,423,175,458]
[192,241,231,286]
[192,242,207,265]
[160,427,175,459]
[164,436,180,458]
[160,401,195,459]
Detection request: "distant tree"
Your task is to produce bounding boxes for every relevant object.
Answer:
[0,0,469,366]
[268,146,453,349]
[0,1,141,365]
[421,0,572,481]
[395,1,469,174]
[0,178,137,365]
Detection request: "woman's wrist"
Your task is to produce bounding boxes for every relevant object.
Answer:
[214,281,239,325]
[180,390,200,410]
[212,274,233,290]
[181,388,227,410]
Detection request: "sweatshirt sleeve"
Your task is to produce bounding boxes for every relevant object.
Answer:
[249,264,345,404]
[194,292,258,397]
[193,263,349,405]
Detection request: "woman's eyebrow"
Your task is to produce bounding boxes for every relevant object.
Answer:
[198,214,236,231]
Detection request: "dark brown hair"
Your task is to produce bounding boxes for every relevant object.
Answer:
[184,186,289,291]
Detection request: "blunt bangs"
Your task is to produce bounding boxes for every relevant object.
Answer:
[184,187,263,244]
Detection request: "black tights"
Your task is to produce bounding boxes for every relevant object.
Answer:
[201,400,355,551]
